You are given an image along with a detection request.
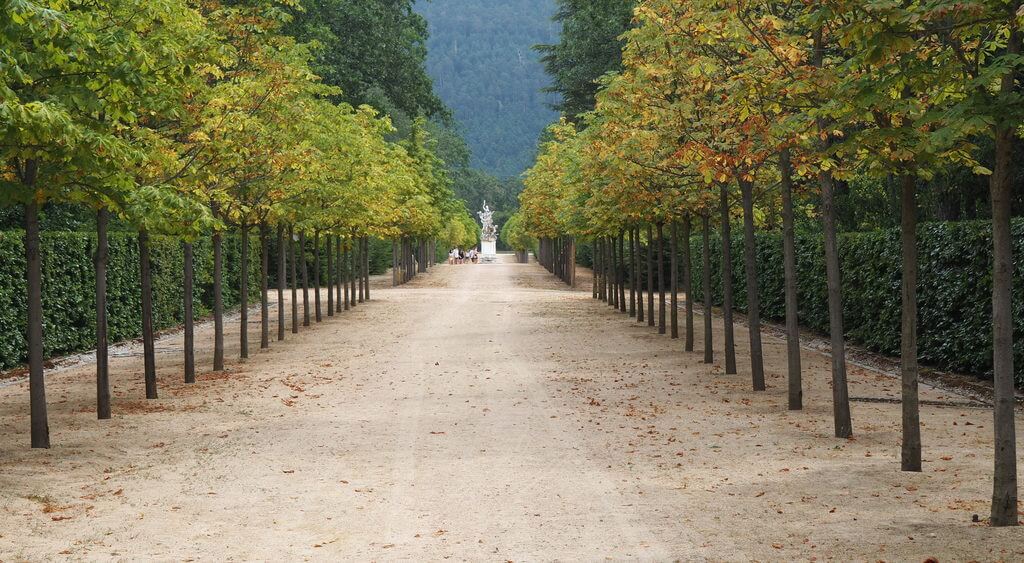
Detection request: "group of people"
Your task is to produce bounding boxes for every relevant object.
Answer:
[448,248,479,265]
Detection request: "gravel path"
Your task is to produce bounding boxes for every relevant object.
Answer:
[0,255,1021,560]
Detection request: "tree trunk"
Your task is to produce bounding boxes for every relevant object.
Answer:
[636,228,644,324]
[418,239,428,273]
[95,209,111,418]
[314,232,322,323]
[184,241,195,383]
[300,231,310,326]
[670,222,679,339]
[592,241,598,299]
[990,36,1019,522]
[358,238,366,303]
[821,166,852,437]
[780,149,802,410]
[618,232,626,312]
[239,225,249,359]
[392,240,398,287]
[569,238,576,287]
[598,238,605,302]
[344,244,351,309]
[139,230,157,399]
[702,214,713,364]
[25,197,50,448]
[609,237,615,304]
[683,215,695,352]
[260,223,270,349]
[720,184,737,375]
[740,179,766,391]
[336,237,342,312]
[899,174,921,472]
[276,226,286,342]
[213,229,225,371]
[289,226,298,334]
[350,239,357,308]
[628,229,637,317]
[647,225,655,327]
[658,223,666,335]
[815,27,852,439]
[327,234,334,317]
[363,237,371,301]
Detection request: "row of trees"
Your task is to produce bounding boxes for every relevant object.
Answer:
[2,0,472,449]
[521,0,1021,526]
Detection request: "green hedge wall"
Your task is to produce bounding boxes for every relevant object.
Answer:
[687,219,1024,384]
[0,231,260,370]
[266,236,399,288]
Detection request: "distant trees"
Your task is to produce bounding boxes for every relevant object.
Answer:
[416,0,560,177]
[285,0,446,119]
[536,0,636,121]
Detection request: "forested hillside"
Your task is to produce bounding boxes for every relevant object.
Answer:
[416,0,560,178]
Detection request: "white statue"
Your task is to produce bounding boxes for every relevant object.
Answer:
[478,201,498,242]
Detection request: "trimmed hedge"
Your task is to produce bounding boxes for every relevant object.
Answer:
[266,236,402,288]
[0,231,260,370]
[688,220,1024,385]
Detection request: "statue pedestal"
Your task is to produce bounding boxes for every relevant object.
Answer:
[481,239,497,262]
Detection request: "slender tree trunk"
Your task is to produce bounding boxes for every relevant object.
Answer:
[610,236,618,308]
[363,237,370,301]
[139,230,157,399]
[95,209,111,418]
[300,231,310,326]
[260,223,270,349]
[815,27,852,438]
[670,222,679,339]
[740,179,766,391]
[647,225,655,326]
[636,228,644,324]
[350,239,357,308]
[336,237,342,312]
[599,239,607,301]
[25,197,49,448]
[345,244,352,309]
[327,235,335,317]
[277,226,286,342]
[358,237,366,303]
[628,229,637,317]
[213,229,225,371]
[702,214,714,364]
[780,149,802,410]
[658,223,666,335]
[990,37,1019,522]
[720,184,737,375]
[327,234,334,317]
[569,237,576,287]
[239,225,249,360]
[618,232,626,312]
[821,166,851,436]
[314,232,322,322]
[183,241,196,383]
[418,239,428,273]
[899,174,922,472]
[683,215,695,352]
[392,240,398,287]
[289,226,298,334]
[592,241,598,299]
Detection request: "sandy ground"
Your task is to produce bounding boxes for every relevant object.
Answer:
[0,255,1022,561]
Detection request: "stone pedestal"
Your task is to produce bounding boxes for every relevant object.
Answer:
[481,239,497,262]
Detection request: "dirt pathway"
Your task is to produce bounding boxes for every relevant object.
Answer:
[0,256,1021,560]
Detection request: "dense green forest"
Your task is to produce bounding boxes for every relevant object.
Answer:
[416,0,560,179]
